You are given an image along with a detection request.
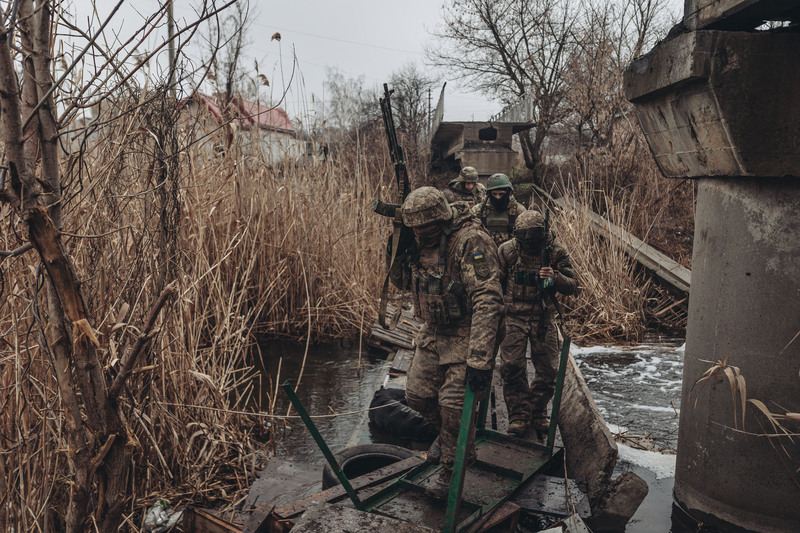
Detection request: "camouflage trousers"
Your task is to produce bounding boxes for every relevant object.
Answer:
[405,333,479,468]
[498,314,561,424]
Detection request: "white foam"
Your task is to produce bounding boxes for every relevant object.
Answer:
[616,443,676,480]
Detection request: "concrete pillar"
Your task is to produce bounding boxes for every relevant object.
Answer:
[679,178,800,531]
[624,18,800,532]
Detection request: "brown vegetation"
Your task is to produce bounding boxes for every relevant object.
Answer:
[0,1,695,530]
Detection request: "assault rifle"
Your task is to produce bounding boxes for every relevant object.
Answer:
[536,208,553,340]
[541,209,553,292]
[373,83,414,329]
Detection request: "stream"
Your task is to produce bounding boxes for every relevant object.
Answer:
[263,336,687,532]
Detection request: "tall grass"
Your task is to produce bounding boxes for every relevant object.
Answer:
[0,84,690,527]
[541,178,651,343]
[0,90,392,528]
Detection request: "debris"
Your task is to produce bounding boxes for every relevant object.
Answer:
[143,500,183,533]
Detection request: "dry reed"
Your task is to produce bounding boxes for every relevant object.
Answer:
[0,88,392,528]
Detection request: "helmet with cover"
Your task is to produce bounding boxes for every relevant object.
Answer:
[401,187,453,228]
[457,166,479,183]
[486,173,513,192]
[514,210,547,249]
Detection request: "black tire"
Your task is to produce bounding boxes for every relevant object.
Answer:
[321,443,417,489]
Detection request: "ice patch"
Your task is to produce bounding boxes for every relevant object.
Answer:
[617,443,676,480]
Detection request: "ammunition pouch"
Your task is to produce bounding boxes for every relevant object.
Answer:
[413,270,467,326]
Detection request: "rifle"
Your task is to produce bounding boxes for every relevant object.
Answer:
[374,83,413,329]
[536,209,553,340]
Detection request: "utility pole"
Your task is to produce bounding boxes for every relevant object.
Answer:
[168,0,176,98]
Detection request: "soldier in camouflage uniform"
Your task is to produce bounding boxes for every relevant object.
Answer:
[497,210,578,437]
[390,186,504,496]
[443,166,486,208]
[473,173,526,247]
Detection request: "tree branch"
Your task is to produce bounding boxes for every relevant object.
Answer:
[108,280,178,400]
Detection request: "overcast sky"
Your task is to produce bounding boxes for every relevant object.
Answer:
[63,0,502,124]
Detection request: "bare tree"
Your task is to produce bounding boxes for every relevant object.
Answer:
[561,0,674,187]
[320,66,377,133]
[428,0,578,176]
[206,0,254,104]
[0,1,237,530]
[388,62,438,150]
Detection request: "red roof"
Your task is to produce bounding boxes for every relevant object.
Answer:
[186,93,295,135]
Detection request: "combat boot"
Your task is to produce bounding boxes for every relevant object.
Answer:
[531,414,551,436]
[425,436,442,464]
[424,466,452,501]
[507,419,527,437]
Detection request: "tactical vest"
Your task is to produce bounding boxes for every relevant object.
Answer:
[410,230,471,327]
[480,201,520,244]
[505,249,542,303]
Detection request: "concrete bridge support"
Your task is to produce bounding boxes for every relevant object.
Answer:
[625,19,800,533]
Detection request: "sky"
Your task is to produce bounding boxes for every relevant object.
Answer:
[62,0,503,125]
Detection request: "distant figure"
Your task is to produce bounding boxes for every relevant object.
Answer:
[497,210,577,437]
[390,186,503,499]
[443,166,486,208]
[473,173,526,246]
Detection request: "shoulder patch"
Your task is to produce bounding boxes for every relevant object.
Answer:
[473,251,490,280]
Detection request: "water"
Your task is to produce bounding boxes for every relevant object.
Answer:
[264,338,687,531]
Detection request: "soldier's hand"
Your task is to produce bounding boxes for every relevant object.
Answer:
[465,366,493,393]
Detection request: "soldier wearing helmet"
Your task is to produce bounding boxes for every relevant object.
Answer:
[473,173,526,246]
[390,186,504,498]
[442,166,486,208]
[497,209,577,437]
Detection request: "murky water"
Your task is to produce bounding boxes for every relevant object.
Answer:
[264,337,687,531]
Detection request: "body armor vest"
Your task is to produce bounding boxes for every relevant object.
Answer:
[506,250,542,303]
[410,233,470,327]
[479,201,520,244]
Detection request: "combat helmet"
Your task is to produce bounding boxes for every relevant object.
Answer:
[514,210,547,244]
[457,166,479,183]
[486,173,513,192]
[401,187,453,228]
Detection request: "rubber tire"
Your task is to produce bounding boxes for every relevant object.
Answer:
[321,443,417,489]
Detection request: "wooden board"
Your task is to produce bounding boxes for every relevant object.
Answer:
[367,305,424,352]
[389,348,415,375]
[290,502,436,533]
[510,475,592,519]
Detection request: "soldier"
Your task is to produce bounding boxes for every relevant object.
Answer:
[390,186,504,497]
[497,210,578,437]
[443,166,486,208]
[473,173,526,246]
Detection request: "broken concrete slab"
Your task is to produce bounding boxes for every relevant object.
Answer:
[587,472,650,532]
[557,354,618,506]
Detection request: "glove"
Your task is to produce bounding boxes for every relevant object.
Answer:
[465,366,493,393]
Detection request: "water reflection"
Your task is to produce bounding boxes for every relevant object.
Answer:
[261,341,390,465]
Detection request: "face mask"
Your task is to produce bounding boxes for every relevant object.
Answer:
[489,193,510,211]
[414,225,443,248]
[515,227,545,253]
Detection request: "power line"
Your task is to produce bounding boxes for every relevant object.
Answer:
[250,23,424,56]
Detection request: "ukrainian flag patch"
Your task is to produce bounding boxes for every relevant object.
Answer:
[472,251,489,279]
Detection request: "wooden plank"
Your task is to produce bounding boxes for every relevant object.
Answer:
[389,348,414,375]
[509,475,592,519]
[472,501,521,533]
[272,455,425,519]
[290,502,436,533]
[183,508,242,533]
[553,195,691,296]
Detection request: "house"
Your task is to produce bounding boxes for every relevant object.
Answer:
[180,93,313,166]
